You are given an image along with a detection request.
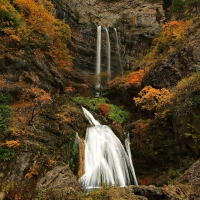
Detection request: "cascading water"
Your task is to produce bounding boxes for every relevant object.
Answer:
[95,26,101,96]
[114,28,123,76]
[125,132,138,185]
[104,27,111,82]
[80,107,138,189]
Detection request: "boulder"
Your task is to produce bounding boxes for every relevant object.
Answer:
[181,158,200,185]
[36,165,81,192]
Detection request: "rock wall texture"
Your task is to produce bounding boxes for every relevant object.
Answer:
[143,21,200,88]
[53,0,165,76]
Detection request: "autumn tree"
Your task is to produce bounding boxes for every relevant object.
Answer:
[21,88,52,125]
[0,0,71,69]
[142,20,191,68]
[134,86,173,118]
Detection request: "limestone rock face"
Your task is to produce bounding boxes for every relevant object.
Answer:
[36,165,81,192]
[54,0,165,75]
[143,21,200,88]
[181,158,200,185]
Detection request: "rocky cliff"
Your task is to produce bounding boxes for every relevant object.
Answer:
[0,0,200,199]
[54,0,165,75]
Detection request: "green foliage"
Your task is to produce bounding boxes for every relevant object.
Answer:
[107,104,129,124]
[73,96,129,124]
[171,0,186,17]
[73,96,109,111]
[0,93,12,133]
[0,146,14,161]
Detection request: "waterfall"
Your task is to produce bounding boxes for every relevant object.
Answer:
[125,133,138,185]
[114,28,123,76]
[104,27,111,82]
[96,26,101,76]
[80,107,138,189]
[95,26,101,96]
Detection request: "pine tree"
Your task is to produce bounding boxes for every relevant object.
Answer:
[171,0,186,18]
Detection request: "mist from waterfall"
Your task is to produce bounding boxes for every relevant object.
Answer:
[80,107,138,189]
[104,27,111,82]
[114,28,123,76]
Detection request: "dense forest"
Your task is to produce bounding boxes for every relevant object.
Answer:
[0,0,200,199]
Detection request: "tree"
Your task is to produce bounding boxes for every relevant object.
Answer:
[171,0,186,18]
[133,86,173,118]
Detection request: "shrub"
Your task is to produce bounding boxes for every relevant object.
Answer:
[73,96,129,124]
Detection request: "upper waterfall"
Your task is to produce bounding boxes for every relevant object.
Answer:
[104,27,111,82]
[114,28,123,76]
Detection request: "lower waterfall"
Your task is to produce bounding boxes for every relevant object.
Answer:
[80,107,138,189]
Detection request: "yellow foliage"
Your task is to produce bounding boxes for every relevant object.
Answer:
[25,164,39,178]
[0,0,71,69]
[125,69,145,87]
[4,140,20,148]
[134,86,173,112]
[142,20,192,67]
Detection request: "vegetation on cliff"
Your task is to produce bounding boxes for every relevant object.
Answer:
[0,0,71,68]
[0,0,200,199]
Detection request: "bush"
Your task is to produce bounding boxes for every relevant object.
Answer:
[73,96,129,124]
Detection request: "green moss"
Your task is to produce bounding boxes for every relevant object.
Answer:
[73,96,109,111]
[73,96,129,124]
[0,146,14,161]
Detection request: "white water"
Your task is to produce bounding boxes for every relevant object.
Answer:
[80,107,138,189]
[95,26,102,96]
[104,27,111,82]
[114,28,123,76]
[125,133,138,185]
[96,26,101,76]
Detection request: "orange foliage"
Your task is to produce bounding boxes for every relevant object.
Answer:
[134,86,173,113]
[98,103,110,117]
[133,120,147,135]
[161,20,192,41]
[0,0,71,69]
[25,164,40,178]
[25,88,52,105]
[125,69,145,87]
[4,140,20,148]
[65,86,74,93]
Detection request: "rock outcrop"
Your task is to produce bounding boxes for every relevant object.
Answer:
[36,165,81,192]
[143,21,200,89]
[132,184,200,200]
[181,158,200,185]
